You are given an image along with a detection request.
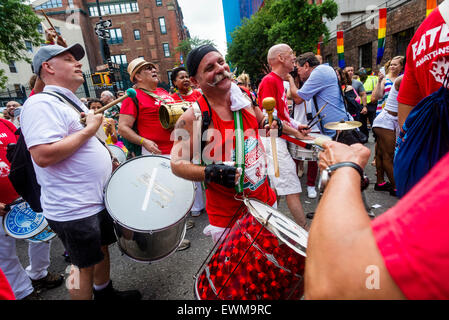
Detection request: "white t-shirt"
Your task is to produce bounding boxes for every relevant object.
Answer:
[292,99,321,133]
[21,85,112,222]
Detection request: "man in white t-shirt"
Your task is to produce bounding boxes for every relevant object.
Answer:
[21,44,141,301]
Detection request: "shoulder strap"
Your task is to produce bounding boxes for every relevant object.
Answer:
[191,101,202,165]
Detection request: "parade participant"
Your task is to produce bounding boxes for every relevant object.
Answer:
[372,56,404,116]
[170,45,278,242]
[305,140,449,299]
[170,67,205,218]
[4,101,20,125]
[88,99,118,145]
[398,0,449,128]
[286,74,319,199]
[119,58,177,156]
[0,268,15,300]
[119,58,191,250]
[101,90,120,126]
[20,44,141,300]
[258,44,311,229]
[295,52,351,138]
[345,66,368,117]
[357,68,378,138]
[170,67,202,103]
[0,118,63,300]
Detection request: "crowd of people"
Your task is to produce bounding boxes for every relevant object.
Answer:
[1,0,448,301]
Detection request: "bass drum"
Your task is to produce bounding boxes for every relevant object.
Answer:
[105,155,195,263]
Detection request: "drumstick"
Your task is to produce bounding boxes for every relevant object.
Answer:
[262,97,280,178]
[41,10,56,31]
[80,88,137,124]
[306,114,326,130]
[307,102,328,126]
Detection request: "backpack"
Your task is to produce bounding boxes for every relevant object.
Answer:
[394,73,449,198]
[6,127,42,213]
[343,87,363,116]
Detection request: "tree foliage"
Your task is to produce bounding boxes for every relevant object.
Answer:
[227,0,338,82]
[0,0,43,88]
[175,36,216,59]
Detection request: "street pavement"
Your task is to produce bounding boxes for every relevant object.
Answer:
[15,135,398,300]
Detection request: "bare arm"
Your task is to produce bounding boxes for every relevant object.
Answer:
[118,114,161,154]
[398,102,413,129]
[372,76,385,101]
[305,142,405,299]
[286,74,304,105]
[29,112,103,168]
[170,109,206,181]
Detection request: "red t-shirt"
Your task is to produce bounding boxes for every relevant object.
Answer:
[0,119,19,205]
[197,96,276,227]
[170,89,202,103]
[397,7,449,106]
[0,268,15,300]
[120,87,176,155]
[258,72,291,124]
[371,152,449,299]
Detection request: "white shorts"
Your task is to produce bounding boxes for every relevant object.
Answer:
[373,109,399,136]
[261,137,302,196]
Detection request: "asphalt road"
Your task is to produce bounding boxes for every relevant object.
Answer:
[15,136,398,300]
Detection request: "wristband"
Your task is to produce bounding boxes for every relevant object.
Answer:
[263,115,283,137]
[139,137,144,145]
[320,161,369,191]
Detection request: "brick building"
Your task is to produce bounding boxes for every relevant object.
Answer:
[32,0,189,85]
[321,0,444,71]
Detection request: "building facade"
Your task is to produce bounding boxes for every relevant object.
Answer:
[321,0,444,70]
[32,0,189,86]
[222,0,265,44]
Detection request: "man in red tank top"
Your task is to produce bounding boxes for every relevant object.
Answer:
[170,45,278,242]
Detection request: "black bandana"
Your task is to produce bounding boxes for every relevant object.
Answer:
[186,45,219,77]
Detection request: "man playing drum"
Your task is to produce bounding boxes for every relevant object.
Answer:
[258,44,311,230]
[170,45,278,243]
[20,44,141,300]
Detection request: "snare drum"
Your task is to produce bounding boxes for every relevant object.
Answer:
[195,199,308,300]
[2,199,56,243]
[287,132,330,161]
[105,155,195,263]
[108,144,127,164]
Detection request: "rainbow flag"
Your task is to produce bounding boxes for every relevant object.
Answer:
[337,31,345,68]
[427,0,437,16]
[377,8,387,65]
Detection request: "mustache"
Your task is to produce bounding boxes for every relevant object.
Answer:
[207,70,233,87]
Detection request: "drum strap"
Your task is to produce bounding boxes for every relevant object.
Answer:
[280,134,313,150]
[234,110,245,194]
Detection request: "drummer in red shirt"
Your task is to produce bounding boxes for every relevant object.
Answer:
[170,67,202,103]
[119,58,177,156]
[170,45,279,242]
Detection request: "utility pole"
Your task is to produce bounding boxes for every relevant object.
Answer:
[94,0,118,93]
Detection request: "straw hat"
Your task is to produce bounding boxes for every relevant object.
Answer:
[127,58,156,82]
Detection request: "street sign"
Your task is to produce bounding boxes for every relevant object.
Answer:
[95,28,110,39]
[95,19,112,30]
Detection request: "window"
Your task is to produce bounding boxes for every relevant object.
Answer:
[25,41,33,53]
[88,1,139,17]
[37,24,44,34]
[134,29,141,40]
[68,0,74,8]
[159,17,167,34]
[394,28,414,56]
[9,61,17,73]
[35,0,63,10]
[163,43,170,57]
[358,42,372,69]
[111,54,127,65]
[156,0,163,6]
[108,28,123,45]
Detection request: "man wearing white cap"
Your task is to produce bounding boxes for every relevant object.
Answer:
[20,44,141,300]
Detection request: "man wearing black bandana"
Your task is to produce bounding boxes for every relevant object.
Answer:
[170,45,278,242]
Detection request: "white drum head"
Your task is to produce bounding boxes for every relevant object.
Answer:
[108,144,127,164]
[300,132,331,144]
[3,200,47,240]
[105,155,195,232]
[245,198,308,257]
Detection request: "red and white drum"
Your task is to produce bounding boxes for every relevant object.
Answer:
[194,199,308,300]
